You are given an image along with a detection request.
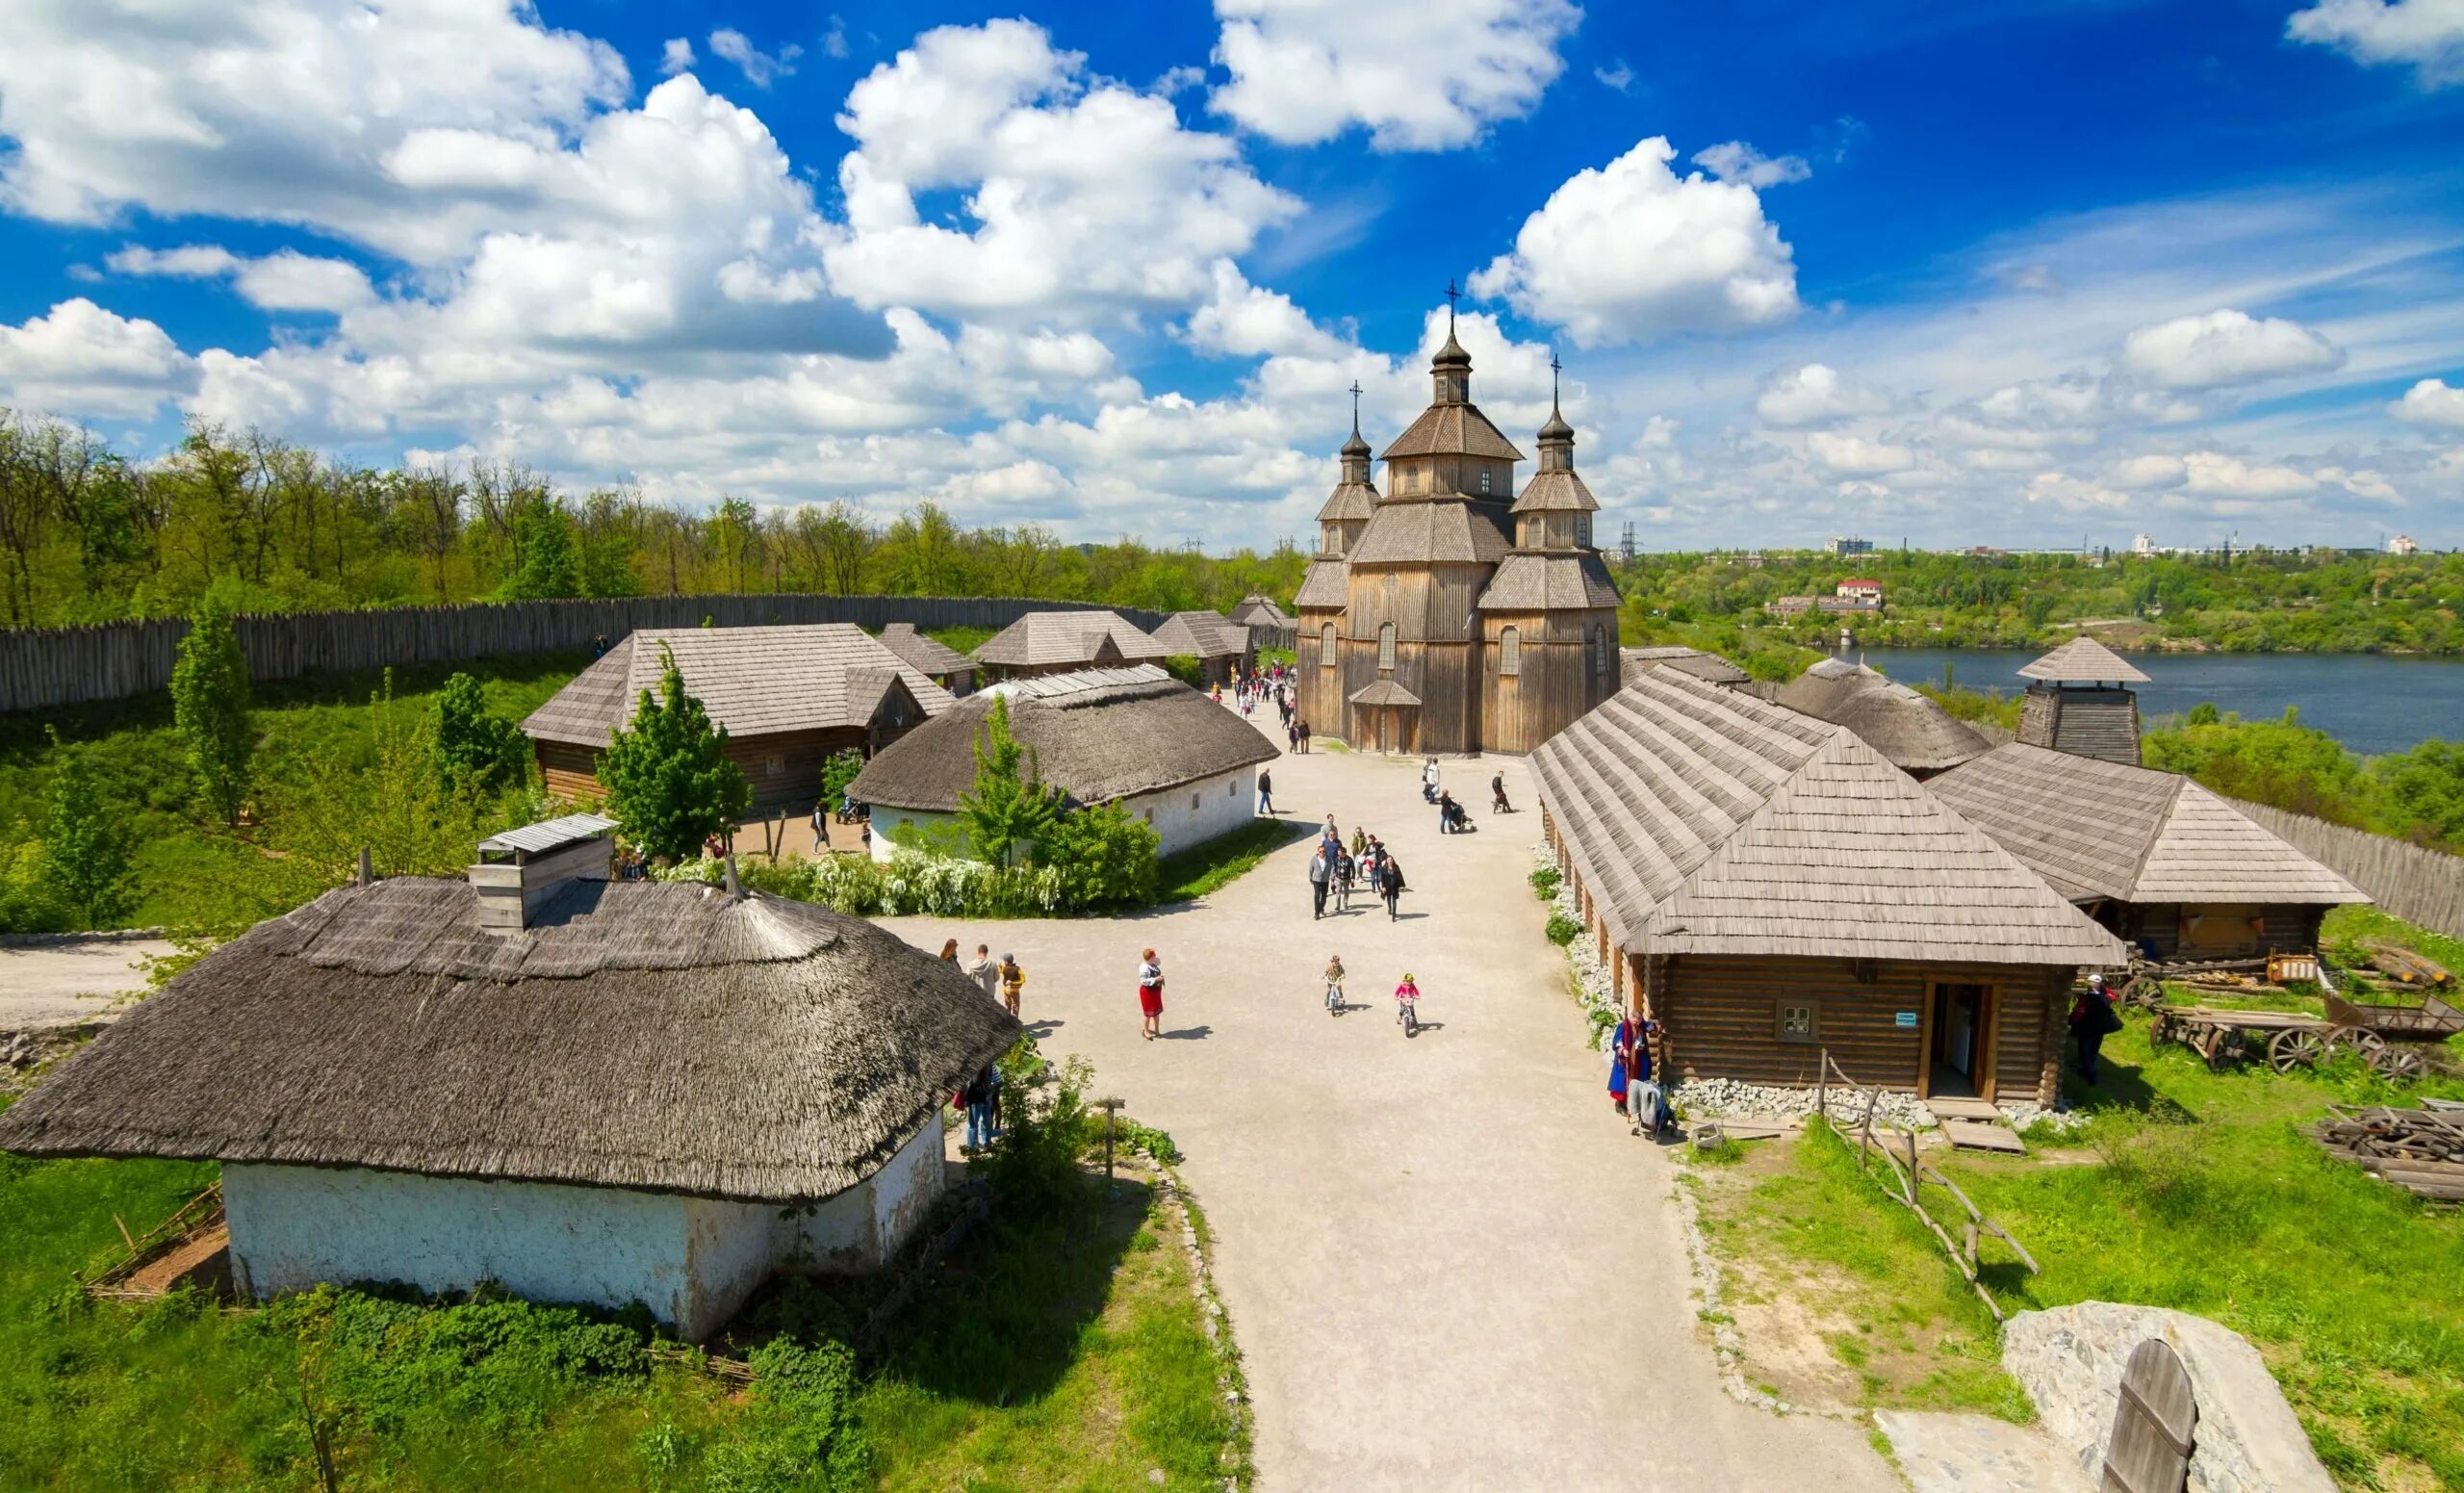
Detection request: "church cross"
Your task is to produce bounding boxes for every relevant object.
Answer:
[1445,279,1460,331]
[1549,350,1562,403]
[1348,379,1364,431]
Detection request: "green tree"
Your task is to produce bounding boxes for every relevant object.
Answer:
[1040,800,1159,908]
[957,695,1059,866]
[42,734,135,927]
[278,671,499,883]
[599,644,751,862]
[503,492,581,599]
[171,594,255,827]
[433,671,531,793]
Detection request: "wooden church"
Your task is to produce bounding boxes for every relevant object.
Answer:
[1295,312,1621,755]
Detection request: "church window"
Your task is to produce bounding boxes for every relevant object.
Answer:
[1478,468,1492,495]
[1499,627,1521,676]
[1378,623,1398,672]
[1577,512,1592,547]
[1591,626,1610,676]
[1320,623,1337,667]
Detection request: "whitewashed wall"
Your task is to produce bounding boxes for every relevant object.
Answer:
[869,764,1262,862]
[221,1113,948,1341]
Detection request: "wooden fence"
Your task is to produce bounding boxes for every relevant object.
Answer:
[0,594,1169,714]
[2228,798,2464,940]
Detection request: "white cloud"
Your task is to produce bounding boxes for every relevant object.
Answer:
[1185,262,1347,358]
[1807,430,1915,475]
[1209,0,1581,151]
[1595,60,1634,91]
[2179,450,2320,500]
[2025,473,2133,511]
[0,298,197,417]
[707,28,802,89]
[109,244,373,313]
[1755,363,1887,425]
[1692,141,1811,189]
[660,38,695,76]
[824,20,1297,322]
[2110,453,2189,489]
[2287,0,2464,86]
[2116,308,2344,389]
[821,16,852,62]
[2395,376,2464,427]
[1470,138,1799,346]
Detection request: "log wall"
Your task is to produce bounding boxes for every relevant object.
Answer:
[2224,797,2464,940]
[0,593,1167,715]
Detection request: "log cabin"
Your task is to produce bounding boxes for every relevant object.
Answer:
[1530,666,2128,1104]
[521,625,954,812]
[1145,609,1254,684]
[877,622,980,696]
[1925,742,2368,961]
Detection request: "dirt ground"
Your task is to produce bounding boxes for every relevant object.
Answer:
[0,934,172,1033]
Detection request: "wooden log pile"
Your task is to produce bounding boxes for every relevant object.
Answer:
[2362,942,2453,989]
[2309,1103,2464,1202]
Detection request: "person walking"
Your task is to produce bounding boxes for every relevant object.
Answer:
[1297,718,1312,753]
[967,943,1000,1003]
[1137,948,1166,1041]
[1308,843,1332,920]
[1491,771,1511,814]
[1437,790,1460,834]
[2069,973,2122,1083]
[1323,812,1339,842]
[1257,767,1275,816]
[1421,756,1440,804]
[811,798,832,853]
[999,952,1025,1018]
[1349,825,1369,858]
[1377,852,1406,921]
[961,1062,1000,1152]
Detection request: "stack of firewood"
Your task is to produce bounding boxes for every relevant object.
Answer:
[2309,1104,2464,1202]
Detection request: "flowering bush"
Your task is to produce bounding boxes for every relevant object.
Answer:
[657,847,1073,918]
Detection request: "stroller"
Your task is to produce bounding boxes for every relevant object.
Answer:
[1439,794,1472,834]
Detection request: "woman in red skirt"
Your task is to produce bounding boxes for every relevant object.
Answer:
[1137,948,1165,1041]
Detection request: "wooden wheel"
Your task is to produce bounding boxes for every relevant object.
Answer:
[2372,1044,2426,1084]
[2326,1025,2369,1058]
[2347,1030,2389,1068]
[2268,1027,2327,1072]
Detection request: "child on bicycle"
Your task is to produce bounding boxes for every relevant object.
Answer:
[1324,954,1346,1014]
[1395,972,1421,1029]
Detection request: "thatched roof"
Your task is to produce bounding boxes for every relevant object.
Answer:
[1147,610,1250,659]
[0,879,1019,1202]
[1926,743,2366,907]
[878,622,977,679]
[1228,594,1293,629]
[523,625,954,749]
[846,665,1275,812]
[1476,553,1620,611]
[1350,499,1512,566]
[973,610,1169,670]
[1294,557,1350,611]
[1775,659,1990,775]
[2019,635,2150,683]
[1527,667,2125,965]
[1622,645,1749,687]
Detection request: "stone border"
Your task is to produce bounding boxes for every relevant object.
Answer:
[1136,1154,1255,1493]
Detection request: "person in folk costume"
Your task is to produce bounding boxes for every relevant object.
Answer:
[1137,947,1166,1041]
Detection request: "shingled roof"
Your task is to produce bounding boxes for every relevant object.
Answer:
[1476,553,1620,611]
[2019,635,2151,684]
[1775,659,1990,775]
[878,622,977,680]
[1294,557,1350,610]
[1147,610,1250,659]
[847,665,1275,812]
[1622,645,1751,687]
[973,610,1169,670]
[523,626,954,749]
[1228,595,1293,629]
[1528,667,2125,965]
[1349,499,1513,566]
[0,878,1019,1202]
[1926,742,2366,907]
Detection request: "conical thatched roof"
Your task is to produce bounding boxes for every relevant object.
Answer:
[1147,610,1249,659]
[1528,667,2125,965]
[847,665,1275,812]
[0,879,1019,1202]
[1928,743,2367,907]
[973,610,1169,670]
[524,625,954,749]
[1776,659,1990,775]
[2018,635,2150,683]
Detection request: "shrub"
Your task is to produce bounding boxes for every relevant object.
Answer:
[1040,800,1159,910]
[170,594,254,827]
[1528,865,1562,900]
[433,672,531,793]
[1161,654,1206,688]
[1545,913,1580,946]
[819,749,864,809]
[43,734,136,929]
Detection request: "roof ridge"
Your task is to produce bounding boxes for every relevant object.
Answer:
[2119,770,2189,898]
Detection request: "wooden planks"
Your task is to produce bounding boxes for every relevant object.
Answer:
[1940,1119,2028,1154]
[2100,1338,2197,1493]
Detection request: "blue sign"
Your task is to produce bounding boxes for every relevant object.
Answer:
[1895,1011,1919,1028]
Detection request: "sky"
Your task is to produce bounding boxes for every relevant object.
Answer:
[1,1,2462,553]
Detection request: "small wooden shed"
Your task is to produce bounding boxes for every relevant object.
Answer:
[1146,610,1253,683]
[1531,667,2127,1102]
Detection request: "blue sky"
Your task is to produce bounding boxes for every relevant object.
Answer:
[2,0,2461,552]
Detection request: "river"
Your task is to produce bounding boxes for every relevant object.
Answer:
[1855,648,2457,757]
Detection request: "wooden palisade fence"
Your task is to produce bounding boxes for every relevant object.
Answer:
[2227,798,2464,941]
[0,593,1169,715]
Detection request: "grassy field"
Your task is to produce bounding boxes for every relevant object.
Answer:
[1690,997,2464,1491]
[1156,819,1309,903]
[0,1105,1240,1492]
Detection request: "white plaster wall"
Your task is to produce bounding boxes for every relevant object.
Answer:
[868,806,934,863]
[680,1196,789,1339]
[223,1164,698,1327]
[868,1115,948,1260]
[1120,765,1259,858]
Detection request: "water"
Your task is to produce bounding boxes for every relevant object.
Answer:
[1856,648,2462,757]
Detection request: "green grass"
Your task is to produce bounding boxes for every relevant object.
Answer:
[919,626,995,657]
[1155,818,1309,903]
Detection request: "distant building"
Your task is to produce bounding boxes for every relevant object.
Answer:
[2390,533,2420,556]
[1835,578,1884,604]
[2131,533,2157,556]
[1962,546,2008,559]
[1765,595,1816,617]
[1815,596,1881,615]
[974,609,1170,682]
[1825,536,1875,556]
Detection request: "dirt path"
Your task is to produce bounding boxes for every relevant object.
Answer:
[877,718,1900,1491]
[0,935,173,1032]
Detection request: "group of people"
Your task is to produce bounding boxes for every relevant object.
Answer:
[1422,758,1512,835]
[939,940,1028,1152]
[1606,1015,1669,1137]
[1219,662,1295,725]
[810,793,872,856]
[1308,819,1408,921]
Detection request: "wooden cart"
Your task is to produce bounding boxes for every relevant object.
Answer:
[2323,991,2464,1084]
[2147,1005,2339,1073]
[2114,956,2277,1010]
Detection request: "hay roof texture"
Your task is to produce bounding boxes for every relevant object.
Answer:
[1926,743,2366,907]
[1621,646,1750,687]
[846,666,1275,811]
[973,610,1169,670]
[1349,500,1512,566]
[1527,667,2125,965]
[2019,635,2150,683]
[1775,659,1990,775]
[1476,553,1621,611]
[877,622,977,679]
[0,879,1019,1202]
[523,626,954,749]
[1147,610,1250,659]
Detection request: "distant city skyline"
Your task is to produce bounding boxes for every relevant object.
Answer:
[0,0,2460,552]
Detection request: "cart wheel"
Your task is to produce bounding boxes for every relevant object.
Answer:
[2372,1045,2426,1084]
[2325,1025,2367,1058]
[2268,1028,2326,1072]
[2347,1030,2389,1067]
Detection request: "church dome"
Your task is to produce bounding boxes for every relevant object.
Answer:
[1432,328,1472,370]
[1342,422,1372,458]
[1537,402,1574,442]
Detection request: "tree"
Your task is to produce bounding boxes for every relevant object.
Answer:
[171,595,255,827]
[43,733,136,928]
[599,644,751,862]
[433,672,531,793]
[956,695,1058,866]
[279,672,499,883]
[0,410,49,623]
[503,492,581,599]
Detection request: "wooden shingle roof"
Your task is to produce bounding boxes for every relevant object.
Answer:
[1621,646,1751,687]
[1294,557,1351,610]
[1476,553,1620,611]
[1926,742,2366,906]
[1349,500,1512,566]
[2019,635,2150,683]
[1147,610,1250,659]
[1509,468,1599,514]
[522,626,955,749]
[1775,659,1990,775]
[1529,668,2126,965]
[973,610,1170,669]
[1378,402,1526,462]
[878,622,976,678]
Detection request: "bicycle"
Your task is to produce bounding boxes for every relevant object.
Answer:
[1325,980,1344,1017]
[1395,976,1421,1037]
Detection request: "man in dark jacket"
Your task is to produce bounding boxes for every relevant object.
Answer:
[1308,845,1332,920]
[2069,973,2123,1083]
[1377,854,1405,921]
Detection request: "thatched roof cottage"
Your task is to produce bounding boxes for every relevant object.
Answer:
[523,625,954,811]
[1927,743,2367,960]
[1531,667,2126,1102]
[877,622,981,696]
[972,609,1170,681]
[1146,610,1253,682]
[848,665,1277,861]
[0,818,1018,1340]
[1774,658,1991,779]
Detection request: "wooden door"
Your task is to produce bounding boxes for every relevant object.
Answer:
[1924,982,1997,1098]
[2101,1338,2196,1493]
